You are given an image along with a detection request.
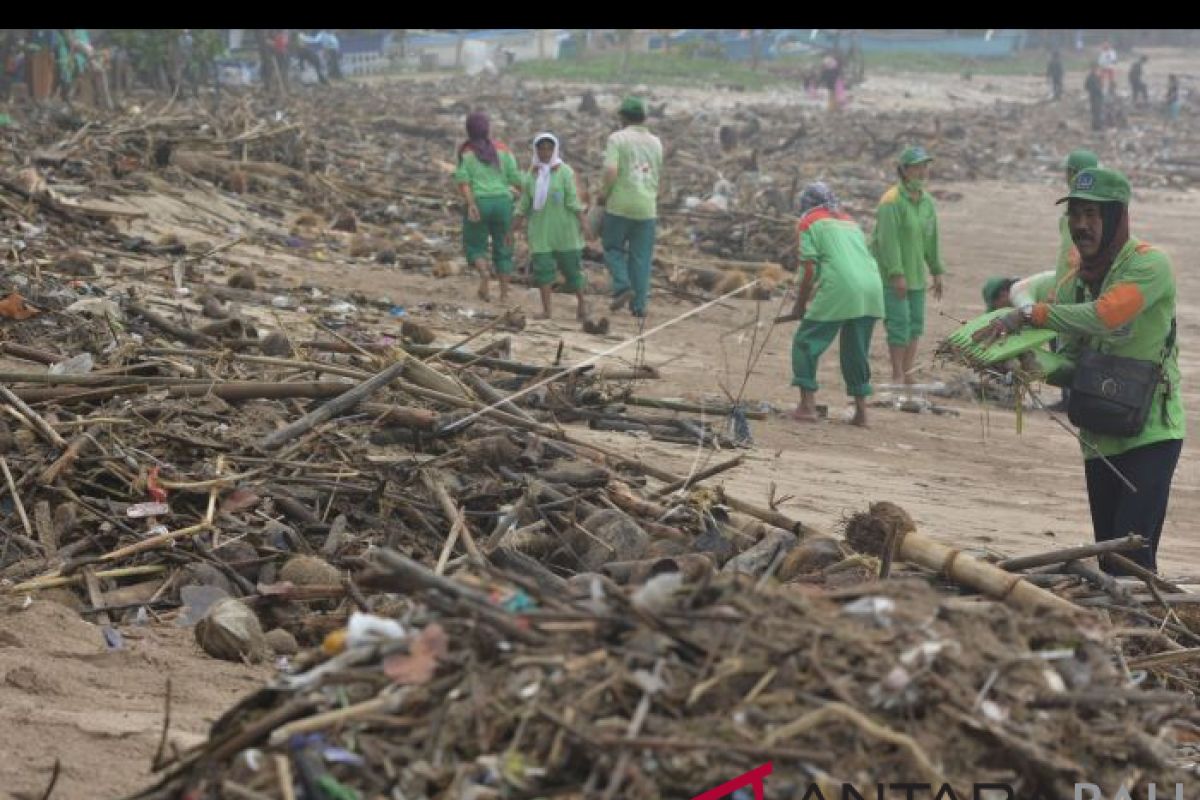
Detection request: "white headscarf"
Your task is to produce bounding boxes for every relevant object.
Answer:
[530,132,562,212]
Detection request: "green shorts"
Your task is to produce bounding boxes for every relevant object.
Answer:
[884,288,926,347]
[463,194,514,274]
[531,250,585,291]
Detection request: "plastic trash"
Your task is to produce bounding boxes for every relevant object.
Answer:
[48,352,93,376]
[345,611,406,647]
[177,585,232,627]
[271,295,293,308]
[842,596,896,626]
[389,306,407,318]
[127,502,170,518]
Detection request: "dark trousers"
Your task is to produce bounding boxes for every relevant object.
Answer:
[1085,438,1183,574]
[1089,95,1104,130]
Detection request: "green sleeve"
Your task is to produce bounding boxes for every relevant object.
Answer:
[1010,271,1057,306]
[563,167,583,213]
[873,203,904,279]
[503,151,522,188]
[453,152,472,185]
[515,173,531,217]
[1042,254,1170,338]
[925,200,945,276]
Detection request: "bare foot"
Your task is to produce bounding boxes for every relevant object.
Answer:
[791,408,820,423]
[477,277,491,302]
[850,414,870,428]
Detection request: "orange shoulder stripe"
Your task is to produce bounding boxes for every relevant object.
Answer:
[1031,302,1050,327]
[1095,283,1145,329]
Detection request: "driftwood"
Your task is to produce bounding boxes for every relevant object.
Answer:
[999,535,1147,572]
[128,302,217,348]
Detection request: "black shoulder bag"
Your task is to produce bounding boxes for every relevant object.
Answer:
[1066,283,1176,437]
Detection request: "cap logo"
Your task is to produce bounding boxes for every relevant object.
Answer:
[1075,172,1095,190]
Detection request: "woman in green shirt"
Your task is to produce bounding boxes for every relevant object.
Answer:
[514,133,590,320]
[872,146,946,386]
[453,111,523,303]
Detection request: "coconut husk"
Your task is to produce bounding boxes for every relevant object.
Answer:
[433,258,463,278]
[279,555,341,587]
[260,331,293,357]
[176,562,237,598]
[54,251,96,277]
[201,296,229,319]
[401,319,436,345]
[349,236,378,258]
[198,317,253,340]
[582,317,610,335]
[264,627,299,655]
[228,271,257,290]
[195,597,268,663]
[778,536,845,580]
[569,509,650,572]
[461,435,521,469]
[331,212,358,233]
[715,269,749,294]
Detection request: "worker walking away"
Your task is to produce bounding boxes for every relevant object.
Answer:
[976,168,1184,574]
[1047,49,1064,101]
[1129,55,1149,106]
[599,96,663,320]
[872,146,946,387]
[1165,74,1182,123]
[514,133,590,321]
[1085,66,1104,131]
[777,182,884,427]
[454,111,523,304]
[1098,40,1118,98]
[319,30,341,80]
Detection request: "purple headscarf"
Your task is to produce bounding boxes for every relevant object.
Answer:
[459,111,499,167]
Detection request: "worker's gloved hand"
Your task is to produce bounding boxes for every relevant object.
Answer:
[971,309,1024,346]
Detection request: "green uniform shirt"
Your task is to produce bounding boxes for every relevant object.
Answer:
[453,145,522,199]
[603,125,662,221]
[516,163,584,254]
[871,184,945,289]
[1036,238,1185,458]
[798,208,885,322]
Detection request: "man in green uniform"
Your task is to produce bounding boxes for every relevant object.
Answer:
[777,182,884,427]
[514,133,590,321]
[982,168,1185,574]
[599,96,663,319]
[872,145,946,386]
[454,111,524,303]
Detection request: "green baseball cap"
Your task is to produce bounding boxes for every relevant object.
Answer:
[619,95,646,118]
[1056,167,1131,205]
[1065,149,1099,173]
[898,146,934,167]
[982,276,1018,309]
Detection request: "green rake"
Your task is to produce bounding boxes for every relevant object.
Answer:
[938,308,1058,370]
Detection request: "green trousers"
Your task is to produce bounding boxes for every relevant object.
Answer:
[883,288,926,347]
[463,194,514,274]
[602,212,656,316]
[791,316,877,396]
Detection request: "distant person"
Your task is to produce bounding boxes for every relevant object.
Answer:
[1129,55,1149,106]
[1097,40,1117,97]
[514,133,590,321]
[872,146,946,387]
[1085,66,1104,131]
[318,30,341,80]
[1166,74,1182,122]
[271,30,291,91]
[454,111,523,303]
[599,96,663,320]
[1047,49,1064,101]
[294,31,327,84]
[819,53,842,112]
[778,182,884,427]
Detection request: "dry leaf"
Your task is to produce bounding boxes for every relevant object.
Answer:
[220,488,261,514]
[0,292,39,320]
[382,623,448,685]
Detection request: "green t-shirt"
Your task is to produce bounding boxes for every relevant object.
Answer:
[603,125,662,221]
[516,163,584,254]
[871,184,945,289]
[453,145,522,199]
[798,208,885,322]
[1036,238,1185,458]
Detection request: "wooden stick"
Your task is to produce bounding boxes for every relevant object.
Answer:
[0,386,67,448]
[623,395,768,420]
[652,455,743,498]
[0,342,61,365]
[274,755,297,800]
[268,692,405,746]
[257,358,410,450]
[1126,648,1200,670]
[127,302,216,347]
[1104,552,1190,595]
[998,535,1146,572]
[99,523,211,562]
[0,457,32,539]
[38,433,95,485]
[421,470,482,566]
